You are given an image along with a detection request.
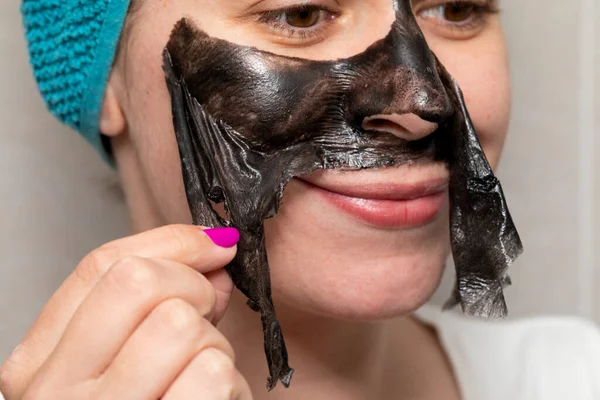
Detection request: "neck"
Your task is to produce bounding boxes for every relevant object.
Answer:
[218,291,459,400]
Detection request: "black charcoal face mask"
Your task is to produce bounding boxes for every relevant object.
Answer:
[162,0,522,390]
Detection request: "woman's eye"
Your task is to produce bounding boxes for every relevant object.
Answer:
[440,3,476,22]
[417,1,498,33]
[257,5,339,44]
[284,7,322,28]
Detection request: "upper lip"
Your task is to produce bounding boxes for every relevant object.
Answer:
[298,166,449,201]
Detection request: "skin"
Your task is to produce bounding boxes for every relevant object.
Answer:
[0,0,510,399]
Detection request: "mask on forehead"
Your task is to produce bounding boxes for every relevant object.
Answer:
[163,0,522,390]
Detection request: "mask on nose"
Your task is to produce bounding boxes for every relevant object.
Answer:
[163,0,522,390]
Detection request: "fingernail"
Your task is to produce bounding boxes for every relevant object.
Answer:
[202,227,240,248]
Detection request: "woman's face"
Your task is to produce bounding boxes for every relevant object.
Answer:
[111,0,510,320]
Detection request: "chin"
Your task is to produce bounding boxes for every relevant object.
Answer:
[273,253,447,322]
[264,194,450,322]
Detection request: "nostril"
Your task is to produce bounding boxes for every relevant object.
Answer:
[363,119,408,137]
[362,113,438,141]
[364,119,394,130]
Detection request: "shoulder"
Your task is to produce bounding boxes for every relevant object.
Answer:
[415,306,600,400]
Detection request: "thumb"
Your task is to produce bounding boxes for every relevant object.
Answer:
[204,268,235,325]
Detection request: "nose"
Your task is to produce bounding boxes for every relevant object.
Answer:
[362,112,439,141]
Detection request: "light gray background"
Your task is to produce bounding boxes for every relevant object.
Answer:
[0,1,598,364]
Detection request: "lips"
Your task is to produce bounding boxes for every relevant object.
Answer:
[297,167,449,228]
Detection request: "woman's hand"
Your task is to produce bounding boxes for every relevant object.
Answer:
[0,225,252,399]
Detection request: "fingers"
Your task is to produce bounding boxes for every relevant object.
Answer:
[38,257,223,383]
[2,225,237,399]
[162,349,253,400]
[97,299,240,399]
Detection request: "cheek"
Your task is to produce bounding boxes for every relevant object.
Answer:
[426,28,511,170]
[119,1,211,224]
[125,64,190,222]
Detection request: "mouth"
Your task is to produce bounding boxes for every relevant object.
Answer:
[296,166,449,229]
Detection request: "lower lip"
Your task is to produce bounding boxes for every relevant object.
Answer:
[298,179,447,229]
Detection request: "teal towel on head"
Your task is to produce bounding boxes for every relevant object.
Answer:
[21,0,131,164]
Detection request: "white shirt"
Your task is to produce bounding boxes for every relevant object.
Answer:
[416,306,600,400]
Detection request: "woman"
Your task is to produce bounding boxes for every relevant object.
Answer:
[2,0,599,398]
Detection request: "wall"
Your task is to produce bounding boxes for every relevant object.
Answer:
[0,0,597,363]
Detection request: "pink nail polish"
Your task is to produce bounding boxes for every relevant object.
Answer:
[203,227,240,248]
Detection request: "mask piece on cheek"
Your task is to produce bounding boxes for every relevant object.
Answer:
[162,0,523,390]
